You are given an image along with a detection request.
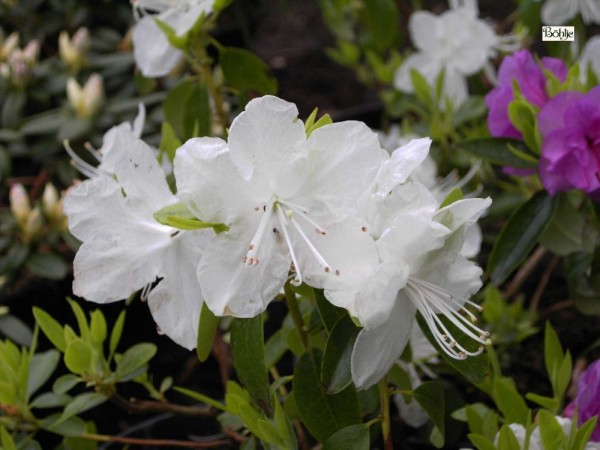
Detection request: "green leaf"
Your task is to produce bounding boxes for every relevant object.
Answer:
[361,0,399,52]
[67,298,90,340]
[321,315,360,394]
[109,309,126,359]
[497,425,521,450]
[544,321,564,386]
[231,316,272,417]
[455,138,538,169]
[492,377,528,425]
[452,96,487,128]
[159,121,182,163]
[439,187,463,208]
[64,339,93,375]
[323,424,370,450]
[312,287,346,333]
[154,18,188,49]
[33,307,66,352]
[507,97,540,154]
[29,392,71,409]
[163,79,212,141]
[410,69,434,108]
[153,202,229,233]
[20,110,65,135]
[2,90,26,128]
[173,386,227,411]
[43,414,87,437]
[412,381,446,448]
[573,416,598,450]
[293,349,361,442]
[525,393,559,411]
[1,425,17,450]
[537,410,566,450]
[467,433,497,450]
[416,312,489,385]
[25,253,68,280]
[488,192,558,285]
[0,314,33,347]
[90,310,107,345]
[115,343,157,381]
[265,329,287,369]
[53,374,81,395]
[58,392,107,423]
[27,349,60,400]
[197,302,219,362]
[220,47,278,96]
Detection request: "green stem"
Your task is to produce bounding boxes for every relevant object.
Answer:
[379,377,392,450]
[284,281,309,349]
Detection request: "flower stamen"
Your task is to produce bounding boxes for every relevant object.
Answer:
[244,197,276,266]
[275,204,303,286]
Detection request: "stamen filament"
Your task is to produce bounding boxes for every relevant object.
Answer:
[289,216,331,272]
[244,197,276,265]
[279,199,327,235]
[64,140,109,178]
[275,205,302,286]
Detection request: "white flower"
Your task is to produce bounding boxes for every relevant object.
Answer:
[394,0,516,108]
[64,127,206,349]
[174,95,384,318]
[541,0,600,25]
[580,35,600,85]
[323,138,491,389]
[132,0,214,77]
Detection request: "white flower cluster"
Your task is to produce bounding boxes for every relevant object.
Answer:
[64,96,490,389]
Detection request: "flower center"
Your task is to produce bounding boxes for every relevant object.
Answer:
[243,196,339,286]
[406,278,490,360]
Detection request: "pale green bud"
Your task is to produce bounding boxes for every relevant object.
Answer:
[23,205,43,243]
[9,183,31,225]
[42,183,59,218]
[59,28,90,72]
[0,31,18,61]
[67,73,104,118]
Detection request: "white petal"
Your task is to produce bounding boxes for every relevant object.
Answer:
[582,0,600,24]
[394,53,443,93]
[174,137,259,224]
[351,298,416,389]
[541,0,577,24]
[439,67,469,108]
[228,96,308,194]
[148,231,205,350]
[434,197,492,233]
[132,103,146,138]
[303,121,387,213]
[409,11,442,54]
[375,138,432,196]
[133,16,183,77]
[460,223,483,258]
[197,228,290,317]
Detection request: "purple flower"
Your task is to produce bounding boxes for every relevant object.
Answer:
[485,50,567,139]
[538,86,600,200]
[564,359,600,441]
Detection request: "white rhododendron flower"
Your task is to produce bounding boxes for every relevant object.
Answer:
[580,36,600,84]
[322,137,491,388]
[132,0,214,77]
[174,95,383,318]
[541,0,600,25]
[394,0,517,108]
[64,127,206,350]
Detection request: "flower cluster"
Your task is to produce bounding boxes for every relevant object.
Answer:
[64,95,491,388]
[486,49,600,200]
[564,359,600,442]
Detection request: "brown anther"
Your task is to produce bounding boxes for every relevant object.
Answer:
[248,244,254,250]
[361,226,367,232]
[254,206,260,211]
[335,269,340,276]
[324,267,331,273]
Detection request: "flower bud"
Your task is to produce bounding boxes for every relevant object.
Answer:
[23,206,43,243]
[9,183,31,225]
[59,27,90,72]
[42,183,59,218]
[67,73,104,118]
[0,31,19,61]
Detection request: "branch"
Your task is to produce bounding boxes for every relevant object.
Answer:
[82,432,229,448]
[109,393,217,418]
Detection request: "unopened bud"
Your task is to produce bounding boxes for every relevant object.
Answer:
[9,183,31,225]
[67,73,104,118]
[22,40,40,62]
[23,206,43,243]
[59,28,90,72]
[0,31,19,61]
[42,183,59,219]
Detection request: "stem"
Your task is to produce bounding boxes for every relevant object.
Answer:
[530,255,561,312]
[81,433,229,448]
[109,393,216,417]
[284,281,309,348]
[379,377,392,450]
[504,247,547,298]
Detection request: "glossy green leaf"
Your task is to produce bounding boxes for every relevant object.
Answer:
[468,434,497,450]
[43,414,87,437]
[0,314,33,347]
[197,302,219,362]
[231,316,272,417]
[455,138,538,169]
[573,416,598,450]
[25,253,68,280]
[416,312,488,385]
[439,187,463,208]
[0,425,17,450]
[174,386,227,411]
[153,202,229,233]
[220,47,278,96]
[293,349,361,442]
[90,310,107,345]
[412,381,446,448]
[488,192,557,285]
[410,68,433,108]
[59,392,107,423]
[321,315,360,394]
[323,424,370,450]
[53,374,81,395]
[33,307,66,352]
[452,96,487,128]
[115,343,157,381]
[29,392,71,409]
[159,121,182,163]
[312,287,346,333]
[163,79,212,140]
[497,424,521,450]
[361,0,399,52]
